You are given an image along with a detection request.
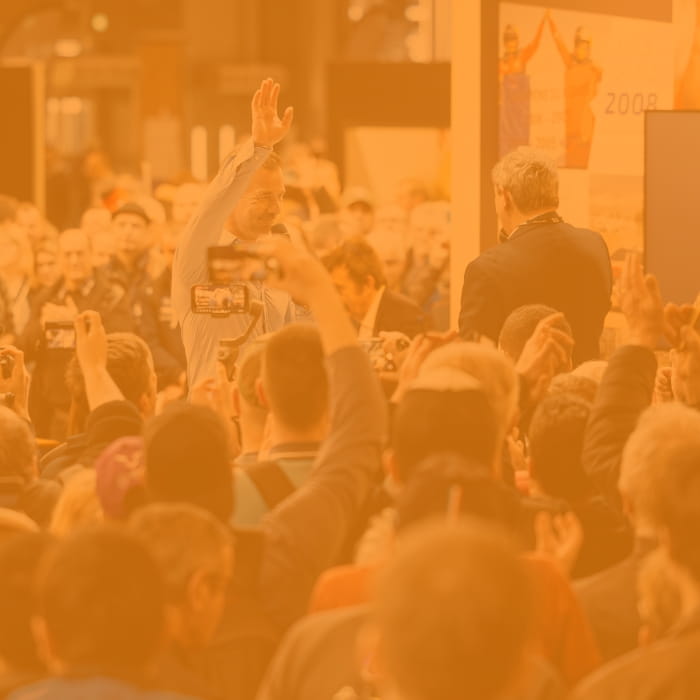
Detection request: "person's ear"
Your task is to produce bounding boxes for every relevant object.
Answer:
[31,615,62,674]
[503,188,517,213]
[356,622,388,692]
[187,568,210,615]
[256,377,269,410]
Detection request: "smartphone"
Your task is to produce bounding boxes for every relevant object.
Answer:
[44,321,76,350]
[207,246,279,284]
[190,284,249,317]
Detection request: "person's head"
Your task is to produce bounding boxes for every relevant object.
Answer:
[503,24,520,53]
[49,469,103,536]
[0,222,33,278]
[0,533,53,673]
[171,183,205,226]
[634,405,700,589]
[34,241,60,289]
[80,207,112,236]
[389,368,499,485]
[32,526,164,680]
[0,406,38,486]
[574,27,592,62]
[260,324,329,439]
[57,228,93,289]
[15,202,46,247]
[112,203,150,265]
[324,237,387,322]
[90,230,115,268]
[369,520,532,700]
[420,342,520,470]
[225,152,284,241]
[547,373,598,404]
[233,340,268,450]
[395,454,524,539]
[492,149,559,234]
[528,393,592,502]
[499,304,572,362]
[157,223,181,271]
[129,503,232,649]
[66,332,157,434]
[369,230,407,291]
[341,186,375,238]
[620,404,700,541]
[144,404,233,522]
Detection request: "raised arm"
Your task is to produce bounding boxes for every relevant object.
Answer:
[521,12,547,64]
[548,13,573,67]
[259,241,387,630]
[172,79,294,314]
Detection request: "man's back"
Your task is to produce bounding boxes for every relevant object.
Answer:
[459,220,611,364]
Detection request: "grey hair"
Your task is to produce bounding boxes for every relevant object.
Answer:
[492,147,559,214]
[619,404,700,522]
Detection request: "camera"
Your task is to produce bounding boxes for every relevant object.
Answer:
[44,321,76,350]
[359,337,403,373]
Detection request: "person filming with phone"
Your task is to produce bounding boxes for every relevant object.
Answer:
[172,79,300,390]
[19,228,132,438]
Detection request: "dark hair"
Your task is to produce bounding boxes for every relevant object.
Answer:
[322,236,387,288]
[66,332,153,432]
[498,304,572,361]
[375,520,532,700]
[144,404,233,522]
[262,324,328,432]
[129,503,231,601]
[547,373,598,404]
[396,454,524,538]
[237,341,266,410]
[392,388,499,483]
[0,533,53,671]
[0,406,36,482]
[528,393,591,502]
[36,526,164,677]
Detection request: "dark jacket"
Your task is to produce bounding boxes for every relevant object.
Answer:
[574,611,700,700]
[459,216,612,364]
[575,537,657,662]
[581,345,657,509]
[21,273,134,438]
[137,268,186,390]
[374,289,430,338]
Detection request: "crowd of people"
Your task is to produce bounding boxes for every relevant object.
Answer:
[0,78,699,700]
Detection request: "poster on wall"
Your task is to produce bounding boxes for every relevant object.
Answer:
[497,1,688,258]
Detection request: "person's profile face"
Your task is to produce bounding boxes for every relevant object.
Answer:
[330,264,376,322]
[227,168,285,241]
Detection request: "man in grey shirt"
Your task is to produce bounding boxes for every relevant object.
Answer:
[172,79,296,388]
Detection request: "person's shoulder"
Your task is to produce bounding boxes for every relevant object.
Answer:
[381,289,422,313]
[573,631,700,699]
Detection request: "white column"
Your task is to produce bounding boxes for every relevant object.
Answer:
[449,0,482,329]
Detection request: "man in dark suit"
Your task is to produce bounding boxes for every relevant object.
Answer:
[459,148,611,365]
[324,237,429,339]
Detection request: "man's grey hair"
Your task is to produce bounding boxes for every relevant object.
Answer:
[619,404,700,525]
[492,148,559,214]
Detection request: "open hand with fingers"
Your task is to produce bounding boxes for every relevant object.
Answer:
[619,252,665,349]
[251,78,294,149]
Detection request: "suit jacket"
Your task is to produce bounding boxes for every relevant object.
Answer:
[374,289,430,339]
[573,611,700,700]
[459,217,612,365]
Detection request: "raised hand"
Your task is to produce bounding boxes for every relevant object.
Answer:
[0,346,30,420]
[620,252,665,349]
[251,78,294,149]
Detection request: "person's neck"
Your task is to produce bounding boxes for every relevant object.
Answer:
[116,251,138,270]
[268,416,327,449]
[239,421,265,457]
[506,207,557,235]
[673,565,700,622]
